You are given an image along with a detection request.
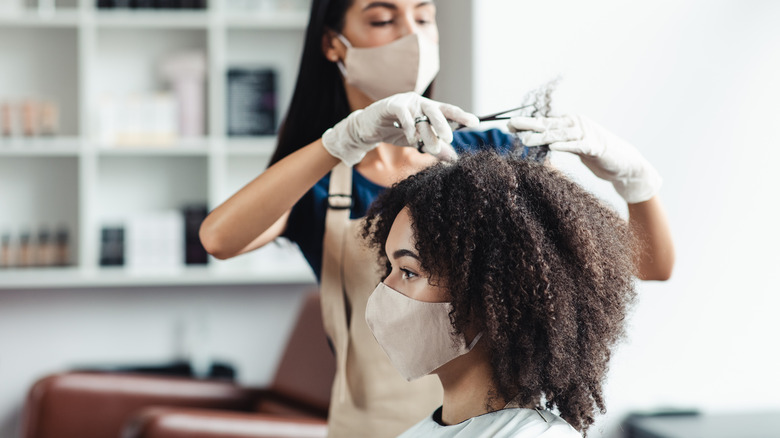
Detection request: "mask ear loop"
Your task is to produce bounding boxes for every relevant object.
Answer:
[466,331,483,350]
[336,33,353,49]
[334,34,352,77]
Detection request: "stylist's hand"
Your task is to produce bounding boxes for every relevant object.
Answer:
[508,114,662,203]
[322,92,479,166]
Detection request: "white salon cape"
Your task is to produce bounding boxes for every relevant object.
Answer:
[398,407,582,438]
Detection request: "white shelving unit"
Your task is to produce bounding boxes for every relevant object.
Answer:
[0,0,316,288]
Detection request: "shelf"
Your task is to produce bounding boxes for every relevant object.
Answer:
[0,138,279,157]
[0,9,80,28]
[0,4,310,289]
[97,138,211,156]
[95,10,210,29]
[0,137,82,156]
[0,265,315,289]
[224,136,276,156]
[0,8,310,29]
[223,9,308,29]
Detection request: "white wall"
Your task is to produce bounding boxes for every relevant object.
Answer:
[474,1,780,436]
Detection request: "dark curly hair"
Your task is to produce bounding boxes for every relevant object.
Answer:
[362,151,637,434]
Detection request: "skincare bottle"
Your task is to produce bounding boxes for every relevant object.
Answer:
[55,227,70,266]
[37,228,56,267]
[39,101,59,137]
[0,233,12,268]
[21,100,37,137]
[19,231,33,268]
[1,102,12,137]
[160,51,207,138]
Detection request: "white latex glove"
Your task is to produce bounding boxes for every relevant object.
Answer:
[508,114,662,203]
[322,92,479,166]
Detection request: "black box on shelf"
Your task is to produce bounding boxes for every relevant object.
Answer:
[100,227,125,266]
[96,0,206,8]
[182,205,209,265]
[226,68,277,137]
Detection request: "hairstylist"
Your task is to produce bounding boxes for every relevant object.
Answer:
[199,0,675,436]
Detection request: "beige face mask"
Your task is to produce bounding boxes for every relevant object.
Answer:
[365,282,483,381]
[337,32,440,101]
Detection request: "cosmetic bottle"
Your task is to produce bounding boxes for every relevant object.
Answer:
[37,228,57,267]
[160,51,207,138]
[0,233,12,269]
[39,101,59,137]
[21,100,37,137]
[19,231,33,268]
[1,102,13,137]
[55,227,70,267]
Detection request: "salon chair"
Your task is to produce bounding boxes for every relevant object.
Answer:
[21,291,335,438]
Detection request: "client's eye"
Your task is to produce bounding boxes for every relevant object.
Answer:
[400,268,417,280]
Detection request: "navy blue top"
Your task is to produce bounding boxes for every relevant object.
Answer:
[282,128,517,281]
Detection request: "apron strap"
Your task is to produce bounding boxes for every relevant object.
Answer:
[320,162,353,404]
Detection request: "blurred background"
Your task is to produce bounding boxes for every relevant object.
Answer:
[1,0,779,437]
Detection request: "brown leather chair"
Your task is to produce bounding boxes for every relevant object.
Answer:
[21,291,335,438]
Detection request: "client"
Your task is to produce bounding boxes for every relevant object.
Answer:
[362,151,637,437]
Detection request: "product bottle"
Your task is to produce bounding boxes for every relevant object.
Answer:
[55,227,70,267]
[19,231,33,268]
[0,233,12,268]
[21,101,38,137]
[37,228,57,267]
[160,51,207,138]
[1,102,13,137]
[39,101,59,137]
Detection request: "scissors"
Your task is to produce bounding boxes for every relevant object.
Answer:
[458,103,537,129]
[393,103,537,131]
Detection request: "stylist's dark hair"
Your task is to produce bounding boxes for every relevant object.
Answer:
[271,0,434,166]
[363,151,638,435]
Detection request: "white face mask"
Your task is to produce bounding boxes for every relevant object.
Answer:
[336,32,440,101]
[365,282,482,381]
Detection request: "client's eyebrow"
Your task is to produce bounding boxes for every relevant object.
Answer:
[392,249,420,261]
[363,1,433,11]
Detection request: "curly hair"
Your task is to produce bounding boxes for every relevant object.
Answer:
[362,151,637,434]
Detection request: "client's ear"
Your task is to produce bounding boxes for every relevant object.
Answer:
[321,29,343,63]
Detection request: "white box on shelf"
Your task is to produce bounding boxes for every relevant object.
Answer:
[124,210,184,272]
[97,92,177,147]
[250,237,309,273]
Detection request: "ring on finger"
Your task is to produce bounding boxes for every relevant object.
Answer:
[414,115,430,125]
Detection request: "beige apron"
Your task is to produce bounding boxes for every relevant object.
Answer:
[320,163,443,437]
